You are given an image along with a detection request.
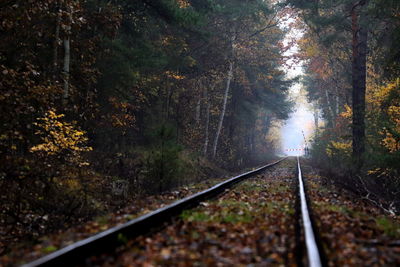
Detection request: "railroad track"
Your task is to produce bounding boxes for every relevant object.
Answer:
[294,156,325,267]
[23,157,325,267]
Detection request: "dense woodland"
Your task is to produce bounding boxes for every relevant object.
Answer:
[0,0,293,248]
[2,0,400,260]
[288,0,400,213]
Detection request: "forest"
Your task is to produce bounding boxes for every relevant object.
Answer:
[291,0,400,213]
[1,0,292,254]
[1,0,400,265]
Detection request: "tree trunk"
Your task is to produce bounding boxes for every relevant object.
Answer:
[195,79,202,124]
[203,86,211,156]
[351,0,369,169]
[195,98,201,124]
[62,9,72,105]
[165,85,170,120]
[324,88,334,127]
[250,129,255,154]
[335,94,340,116]
[314,108,319,135]
[165,81,175,121]
[53,2,61,74]
[212,60,233,159]
[63,38,70,103]
[212,32,236,159]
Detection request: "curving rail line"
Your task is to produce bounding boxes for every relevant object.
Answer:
[22,158,286,267]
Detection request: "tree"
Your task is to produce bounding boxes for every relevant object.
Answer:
[350,0,369,169]
[287,0,370,168]
[0,0,294,245]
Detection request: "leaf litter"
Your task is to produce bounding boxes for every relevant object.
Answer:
[4,158,399,266]
[301,159,400,266]
[0,177,229,266]
[86,160,298,266]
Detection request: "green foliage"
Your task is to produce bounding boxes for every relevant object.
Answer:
[375,217,400,238]
[117,233,129,244]
[143,124,187,193]
[181,209,211,222]
[296,0,400,174]
[309,130,353,177]
[180,200,253,223]
[41,245,58,254]
[0,0,293,249]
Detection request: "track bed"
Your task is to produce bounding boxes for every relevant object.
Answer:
[85,159,298,266]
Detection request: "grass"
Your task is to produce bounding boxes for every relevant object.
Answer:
[41,245,58,254]
[181,210,212,222]
[180,197,294,224]
[95,215,110,226]
[262,201,293,214]
[269,183,290,193]
[314,201,350,214]
[180,200,253,223]
[237,183,264,193]
[375,217,400,238]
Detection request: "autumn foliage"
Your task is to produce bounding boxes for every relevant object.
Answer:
[291,0,400,213]
[0,0,292,254]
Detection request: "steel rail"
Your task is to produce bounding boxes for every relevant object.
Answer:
[297,156,322,267]
[22,158,286,267]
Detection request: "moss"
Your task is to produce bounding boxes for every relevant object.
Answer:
[191,230,200,239]
[181,210,211,222]
[95,215,110,226]
[42,245,58,254]
[287,207,295,215]
[269,184,290,193]
[314,202,349,214]
[181,200,254,223]
[237,182,263,192]
[222,213,252,223]
[375,217,400,238]
[260,201,291,214]
[117,233,128,244]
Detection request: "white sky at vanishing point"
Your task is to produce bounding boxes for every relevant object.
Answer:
[278,16,315,156]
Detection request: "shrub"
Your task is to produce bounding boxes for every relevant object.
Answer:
[142,124,187,193]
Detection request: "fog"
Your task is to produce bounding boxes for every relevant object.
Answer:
[280,84,315,156]
[278,16,315,156]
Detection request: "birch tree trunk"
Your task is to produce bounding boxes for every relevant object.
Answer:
[203,86,211,156]
[53,2,61,73]
[62,9,72,104]
[212,60,233,159]
[212,33,236,159]
[63,38,70,102]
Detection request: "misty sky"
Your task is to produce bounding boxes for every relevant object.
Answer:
[278,16,315,156]
[280,85,315,156]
